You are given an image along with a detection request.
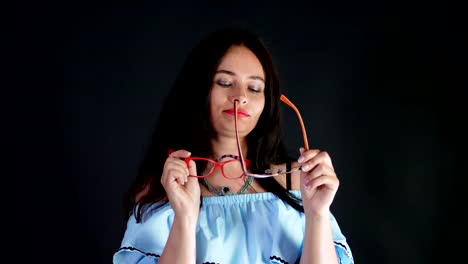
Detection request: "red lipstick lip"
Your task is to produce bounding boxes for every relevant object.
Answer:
[223,109,250,117]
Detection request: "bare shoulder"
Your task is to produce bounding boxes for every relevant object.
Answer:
[135,184,150,203]
[271,161,301,191]
[270,163,287,188]
[289,161,301,190]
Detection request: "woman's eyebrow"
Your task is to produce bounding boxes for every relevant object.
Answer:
[216,69,265,83]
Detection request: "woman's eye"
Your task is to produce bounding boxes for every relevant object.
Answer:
[249,86,263,93]
[216,80,232,87]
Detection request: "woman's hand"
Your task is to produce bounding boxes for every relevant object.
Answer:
[161,149,200,218]
[297,148,339,217]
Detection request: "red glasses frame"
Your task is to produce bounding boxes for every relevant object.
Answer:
[167,94,308,180]
[168,149,251,179]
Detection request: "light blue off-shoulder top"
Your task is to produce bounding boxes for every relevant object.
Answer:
[113,190,354,264]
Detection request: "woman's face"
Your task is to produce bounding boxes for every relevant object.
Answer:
[210,45,266,138]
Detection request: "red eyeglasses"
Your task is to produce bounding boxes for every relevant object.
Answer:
[168,149,251,179]
[168,94,308,179]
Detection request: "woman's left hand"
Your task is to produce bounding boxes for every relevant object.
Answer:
[298,148,340,217]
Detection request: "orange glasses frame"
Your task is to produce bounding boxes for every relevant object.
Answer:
[235,94,309,178]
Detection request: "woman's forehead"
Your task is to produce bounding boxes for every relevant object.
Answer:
[216,46,265,79]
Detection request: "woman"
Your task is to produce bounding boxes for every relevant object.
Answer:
[113,27,354,264]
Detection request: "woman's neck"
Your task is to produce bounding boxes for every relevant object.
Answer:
[210,135,247,159]
[200,135,251,196]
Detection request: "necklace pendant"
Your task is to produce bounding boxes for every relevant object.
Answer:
[220,186,231,195]
[202,177,253,196]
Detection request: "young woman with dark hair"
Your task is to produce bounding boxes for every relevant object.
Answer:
[113,27,354,264]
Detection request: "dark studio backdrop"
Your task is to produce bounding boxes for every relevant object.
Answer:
[9,1,466,264]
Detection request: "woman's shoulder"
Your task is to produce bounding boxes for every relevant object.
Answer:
[270,161,301,190]
[120,202,174,242]
[136,201,174,225]
[119,204,173,245]
[114,202,173,263]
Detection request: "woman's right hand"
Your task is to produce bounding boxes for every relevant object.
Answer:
[161,149,200,218]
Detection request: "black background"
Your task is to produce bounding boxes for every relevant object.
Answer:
[8,1,466,263]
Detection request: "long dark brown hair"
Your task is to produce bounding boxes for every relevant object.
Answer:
[124,27,303,222]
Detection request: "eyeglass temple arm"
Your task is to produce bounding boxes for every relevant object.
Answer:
[233,100,249,174]
[280,94,309,151]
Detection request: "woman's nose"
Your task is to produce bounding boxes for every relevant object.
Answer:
[229,87,248,105]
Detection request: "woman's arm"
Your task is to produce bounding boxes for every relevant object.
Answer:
[158,215,198,264]
[296,148,341,264]
[158,149,201,263]
[300,213,338,264]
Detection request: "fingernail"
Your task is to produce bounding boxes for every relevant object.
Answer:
[302,164,309,171]
[298,156,304,163]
